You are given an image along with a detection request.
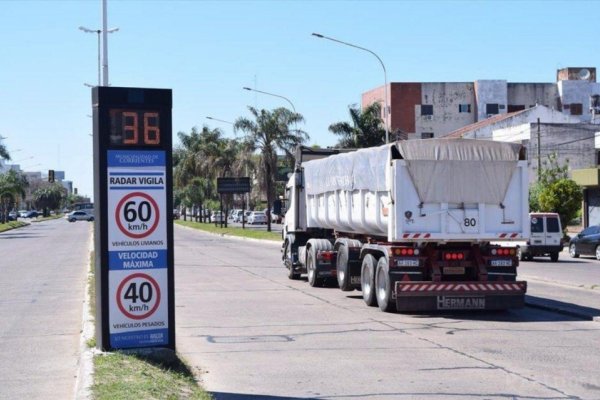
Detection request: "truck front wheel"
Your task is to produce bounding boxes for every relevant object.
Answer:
[284,241,300,280]
[361,254,378,307]
[375,257,396,312]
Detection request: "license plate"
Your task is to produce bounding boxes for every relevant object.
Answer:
[443,267,465,275]
[396,258,419,267]
[491,259,512,267]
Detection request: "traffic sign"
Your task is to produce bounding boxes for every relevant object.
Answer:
[93,87,174,351]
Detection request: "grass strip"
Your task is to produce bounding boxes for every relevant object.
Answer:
[92,350,211,400]
[176,219,281,241]
[88,237,212,399]
[0,221,27,232]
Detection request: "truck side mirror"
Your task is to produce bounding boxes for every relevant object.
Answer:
[295,171,303,187]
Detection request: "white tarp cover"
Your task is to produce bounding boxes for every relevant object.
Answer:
[303,144,393,195]
[397,138,522,204]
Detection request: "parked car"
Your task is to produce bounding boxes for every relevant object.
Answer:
[8,211,18,221]
[173,208,180,220]
[211,211,225,224]
[569,225,600,260]
[517,213,563,262]
[66,211,94,222]
[19,210,39,218]
[248,211,267,225]
[232,210,245,223]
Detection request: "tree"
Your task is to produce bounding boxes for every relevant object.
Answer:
[235,107,308,232]
[33,183,67,217]
[0,170,28,223]
[328,103,385,148]
[529,152,582,231]
[538,179,582,230]
[0,142,10,161]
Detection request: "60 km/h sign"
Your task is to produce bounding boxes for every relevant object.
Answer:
[115,192,160,239]
[93,87,174,351]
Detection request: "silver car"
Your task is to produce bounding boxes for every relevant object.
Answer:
[66,211,94,222]
[248,211,267,225]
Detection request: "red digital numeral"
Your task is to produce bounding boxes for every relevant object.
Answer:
[122,112,138,144]
[144,112,160,145]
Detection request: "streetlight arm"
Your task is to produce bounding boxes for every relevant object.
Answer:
[206,116,233,125]
[243,87,296,113]
[312,32,389,143]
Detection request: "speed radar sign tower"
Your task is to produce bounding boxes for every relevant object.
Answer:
[93,87,175,350]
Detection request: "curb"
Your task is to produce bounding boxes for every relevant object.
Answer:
[175,222,282,247]
[525,297,598,322]
[74,225,96,400]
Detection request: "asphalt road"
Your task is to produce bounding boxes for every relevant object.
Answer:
[0,218,91,400]
[175,226,600,400]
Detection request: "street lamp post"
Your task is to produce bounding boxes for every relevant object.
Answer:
[206,116,233,125]
[242,87,296,113]
[79,26,119,86]
[312,32,390,143]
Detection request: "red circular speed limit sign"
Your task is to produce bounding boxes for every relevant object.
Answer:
[115,192,160,239]
[116,273,161,320]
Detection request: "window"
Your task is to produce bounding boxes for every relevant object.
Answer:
[531,217,544,233]
[486,104,499,115]
[421,105,433,116]
[421,132,434,139]
[570,103,583,115]
[508,105,525,113]
[459,104,471,113]
[546,217,560,233]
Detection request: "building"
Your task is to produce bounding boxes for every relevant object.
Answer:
[362,67,600,139]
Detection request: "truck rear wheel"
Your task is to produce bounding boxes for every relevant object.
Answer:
[336,244,354,291]
[375,257,396,312]
[361,254,378,307]
[307,247,323,287]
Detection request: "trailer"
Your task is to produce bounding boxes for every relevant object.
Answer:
[282,138,529,312]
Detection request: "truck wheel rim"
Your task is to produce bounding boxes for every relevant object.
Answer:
[376,271,386,301]
[362,270,371,296]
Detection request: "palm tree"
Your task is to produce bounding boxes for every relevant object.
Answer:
[234,107,308,232]
[0,170,28,223]
[328,103,386,148]
[0,143,9,161]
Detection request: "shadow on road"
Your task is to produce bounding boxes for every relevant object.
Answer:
[212,393,315,400]
[0,233,44,239]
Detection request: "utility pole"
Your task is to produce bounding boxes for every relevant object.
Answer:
[537,118,541,182]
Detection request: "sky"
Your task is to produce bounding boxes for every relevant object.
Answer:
[1,0,599,200]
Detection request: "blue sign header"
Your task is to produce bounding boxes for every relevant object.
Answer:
[108,150,165,168]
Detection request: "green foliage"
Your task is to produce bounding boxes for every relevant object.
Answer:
[33,183,67,215]
[235,106,308,231]
[0,170,29,223]
[328,102,385,148]
[538,179,583,229]
[528,183,543,212]
[538,152,569,186]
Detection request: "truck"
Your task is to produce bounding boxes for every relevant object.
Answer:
[282,138,530,312]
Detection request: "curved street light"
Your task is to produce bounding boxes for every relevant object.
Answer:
[242,87,296,113]
[312,32,389,143]
[206,116,233,125]
[79,26,119,86]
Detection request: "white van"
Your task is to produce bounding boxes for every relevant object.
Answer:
[517,212,563,262]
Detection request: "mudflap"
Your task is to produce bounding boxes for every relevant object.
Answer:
[394,281,527,312]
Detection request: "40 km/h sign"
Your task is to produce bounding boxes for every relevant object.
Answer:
[93,87,174,351]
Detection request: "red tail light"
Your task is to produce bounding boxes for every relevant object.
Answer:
[320,252,334,262]
[444,251,465,261]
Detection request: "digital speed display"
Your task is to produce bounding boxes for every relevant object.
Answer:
[110,109,160,146]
